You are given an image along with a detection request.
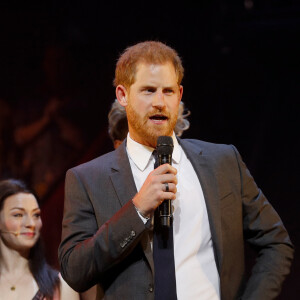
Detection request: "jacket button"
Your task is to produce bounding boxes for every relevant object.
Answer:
[131,230,136,237]
[148,284,153,292]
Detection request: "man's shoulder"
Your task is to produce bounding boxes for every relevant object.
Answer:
[68,149,120,176]
[179,138,234,154]
[179,138,241,169]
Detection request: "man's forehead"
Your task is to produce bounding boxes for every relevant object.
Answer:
[135,61,175,72]
[133,62,178,84]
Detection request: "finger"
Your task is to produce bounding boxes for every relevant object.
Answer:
[162,182,177,194]
[159,174,177,185]
[153,164,177,175]
[160,192,177,201]
[154,183,177,205]
[164,182,169,192]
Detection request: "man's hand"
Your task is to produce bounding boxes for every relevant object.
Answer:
[132,164,177,218]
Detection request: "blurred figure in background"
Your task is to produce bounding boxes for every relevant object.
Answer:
[108,99,190,149]
[0,179,79,299]
[13,97,84,200]
[0,99,14,178]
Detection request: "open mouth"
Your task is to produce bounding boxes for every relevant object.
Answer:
[149,114,168,121]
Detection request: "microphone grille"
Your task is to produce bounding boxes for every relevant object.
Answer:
[157,136,174,155]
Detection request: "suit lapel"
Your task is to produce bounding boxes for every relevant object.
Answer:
[179,139,223,273]
[109,141,154,273]
[109,142,137,207]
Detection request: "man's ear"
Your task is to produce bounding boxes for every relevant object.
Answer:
[179,85,183,102]
[116,85,128,107]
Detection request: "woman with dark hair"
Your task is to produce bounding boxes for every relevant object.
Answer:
[0,179,79,300]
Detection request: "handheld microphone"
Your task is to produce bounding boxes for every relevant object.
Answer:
[156,136,174,227]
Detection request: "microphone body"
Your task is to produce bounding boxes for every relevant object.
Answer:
[156,136,174,227]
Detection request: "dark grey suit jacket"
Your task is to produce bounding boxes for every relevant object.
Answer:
[59,138,294,300]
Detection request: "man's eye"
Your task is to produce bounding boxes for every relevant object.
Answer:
[164,89,174,94]
[144,88,155,93]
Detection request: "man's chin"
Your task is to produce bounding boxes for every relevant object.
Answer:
[146,129,173,146]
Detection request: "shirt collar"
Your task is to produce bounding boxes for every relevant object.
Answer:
[126,132,181,171]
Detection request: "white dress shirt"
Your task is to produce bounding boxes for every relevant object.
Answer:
[126,133,220,300]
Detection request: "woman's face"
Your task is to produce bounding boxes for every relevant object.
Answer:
[0,193,42,251]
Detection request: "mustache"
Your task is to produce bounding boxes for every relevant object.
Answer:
[146,109,170,119]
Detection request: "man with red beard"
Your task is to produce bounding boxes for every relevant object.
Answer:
[59,41,293,300]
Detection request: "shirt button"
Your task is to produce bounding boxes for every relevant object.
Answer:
[131,230,136,237]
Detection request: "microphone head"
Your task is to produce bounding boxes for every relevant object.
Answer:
[156,136,174,156]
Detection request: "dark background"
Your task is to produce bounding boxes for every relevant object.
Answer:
[0,1,299,298]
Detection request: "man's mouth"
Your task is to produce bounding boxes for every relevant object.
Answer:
[149,114,168,121]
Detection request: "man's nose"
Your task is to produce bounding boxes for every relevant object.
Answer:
[152,91,166,109]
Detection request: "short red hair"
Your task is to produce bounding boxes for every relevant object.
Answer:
[114,41,184,89]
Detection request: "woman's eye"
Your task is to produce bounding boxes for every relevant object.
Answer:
[13,213,23,217]
[33,213,41,218]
